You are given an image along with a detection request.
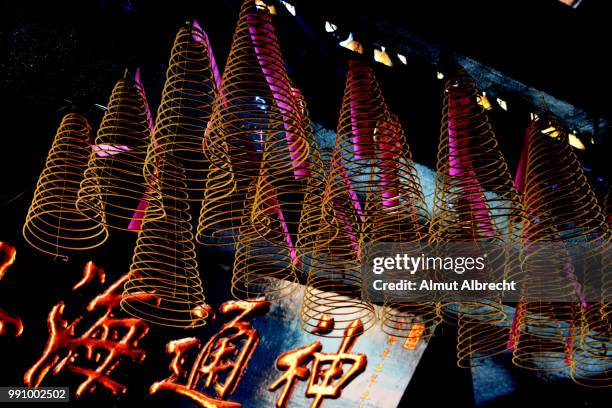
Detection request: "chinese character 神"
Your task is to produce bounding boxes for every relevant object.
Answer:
[269,316,367,408]
[151,298,271,408]
[24,262,151,397]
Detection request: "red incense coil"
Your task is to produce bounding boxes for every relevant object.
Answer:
[431,70,525,367]
[143,20,217,202]
[319,60,433,338]
[77,72,163,231]
[23,114,107,259]
[513,112,610,379]
[364,113,434,338]
[122,163,208,328]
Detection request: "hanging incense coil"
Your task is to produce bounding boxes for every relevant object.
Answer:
[431,69,525,367]
[77,72,163,231]
[322,60,433,338]
[23,114,107,259]
[300,148,377,338]
[360,110,434,338]
[143,20,217,202]
[322,61,429,236]
[203,0,311,248]
[196,138,244,246]
[431,70,524,242]
[513,112,611,379]
[121,162,208,328]
[232,186,298,301]
[571,300,612,387]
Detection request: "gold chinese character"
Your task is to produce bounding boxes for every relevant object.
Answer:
[403,323,425,350]
[151,298,270,407]
[269,316,367,408]
[25,263,151,397]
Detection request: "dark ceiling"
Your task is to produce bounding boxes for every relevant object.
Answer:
[1,0,610,218]
[294,0,611,120]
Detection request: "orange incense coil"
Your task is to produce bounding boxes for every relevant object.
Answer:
[319,60,433,338]
[77,71,163,231]
[295,146,329,272]
[300,211,377,338]
[232,165,298,301]
[250,85,317,255]
[203,0,311,247]
[430,69,525,367]
[300,150,377,338]
[430,70,524,242]
[322,61,430,239]
[513,112,610,378]
[364,115,435,339]
[23,114,108,259]
[143,20,217,202]
[231,219,298,302]
[196,143,243,246]
[571,300,612,387]
[121,163,208,328]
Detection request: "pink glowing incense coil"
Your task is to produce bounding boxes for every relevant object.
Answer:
[300,149,377,338]
[322,61,430,240]
[23,114,108,259]
[316,60,432,338]
[431,69,525,367]
[512,112,610,380]
[203,0,311,247]
[121,163,208,328]
[431,70,524,242]
[143,20,217,202]
[77,72,163,231]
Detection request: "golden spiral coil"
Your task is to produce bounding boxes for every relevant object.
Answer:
[300,147,377,338]
[322,60,430,240]
[513,112,611,381]
[231,184,298,302]
[77,72,163,230]
[203,0,311,248]
[431,70,525,242]
[196,139,244,246]
[121,162,208,328]
[23,113,108,259]
[431,69,525,367]
[320,60,433,338]
[143,20,217,202]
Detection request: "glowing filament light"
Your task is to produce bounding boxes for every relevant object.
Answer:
[374,46,393,67]
[280,1,296,16]
[325,21,337,32]
[339,33,363,54]
[255,0,276,14]
[436,71,444,80]
[496,97,508,111]
[477,92,493,111]
[541,126,561,138]
[568,133,585,150]
[397,53,407,65]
